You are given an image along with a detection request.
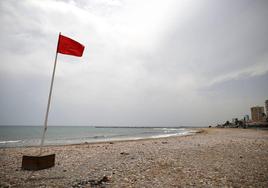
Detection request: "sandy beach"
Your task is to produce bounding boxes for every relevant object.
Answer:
[0,128,267,187]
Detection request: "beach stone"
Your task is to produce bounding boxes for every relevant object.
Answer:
[100,175,111,183]
[120,152,129,155]
[0,182,11,188]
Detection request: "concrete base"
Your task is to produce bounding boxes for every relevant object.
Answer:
[21,154,55,171]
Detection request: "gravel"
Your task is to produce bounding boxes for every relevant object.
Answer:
[0,128,267,187]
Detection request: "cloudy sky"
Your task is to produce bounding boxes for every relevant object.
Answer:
[0,0,267,126]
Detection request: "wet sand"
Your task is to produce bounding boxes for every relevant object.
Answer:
[0,128,267,187]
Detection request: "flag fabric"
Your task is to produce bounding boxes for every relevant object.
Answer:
[57,34,85,57]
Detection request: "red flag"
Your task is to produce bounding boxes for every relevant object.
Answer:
[57,34,85,57]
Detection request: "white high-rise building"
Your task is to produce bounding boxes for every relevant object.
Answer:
[251,106,265,122]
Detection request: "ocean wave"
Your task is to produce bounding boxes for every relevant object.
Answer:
[150,130,195,139]
[153,128,185,131]
[0,140,21,144]
[150,133,179,138]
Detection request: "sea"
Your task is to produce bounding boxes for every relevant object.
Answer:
[0,126,197,148]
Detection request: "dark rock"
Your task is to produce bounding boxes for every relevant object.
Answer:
[162,141,168,144]
[100,175,111,183]
[72,176,111,188]
[120,152,129,155]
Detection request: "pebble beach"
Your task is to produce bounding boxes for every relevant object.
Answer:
[0,128,267,187]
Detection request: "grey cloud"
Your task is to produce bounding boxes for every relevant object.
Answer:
[0,0,267,126]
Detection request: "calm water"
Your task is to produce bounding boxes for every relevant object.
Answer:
[0,126,196,148]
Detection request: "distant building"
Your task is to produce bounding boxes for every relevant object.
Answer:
[244,115,249,122]
[251,106,265,122]
[265,100,268,116]
[232,118,237,124]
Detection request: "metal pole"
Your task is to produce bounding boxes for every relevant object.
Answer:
[39,32,61,155]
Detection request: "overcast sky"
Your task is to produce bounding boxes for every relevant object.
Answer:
[0,0,267,126]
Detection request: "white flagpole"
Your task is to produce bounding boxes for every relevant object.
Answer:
[39,32,61,155]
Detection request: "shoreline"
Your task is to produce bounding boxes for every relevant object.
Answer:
[0,128,203,150]
[0,128,202,149]
[1,128,267,187]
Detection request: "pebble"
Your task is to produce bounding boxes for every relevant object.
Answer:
[1,128,267,187]
[120,152,130,155]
